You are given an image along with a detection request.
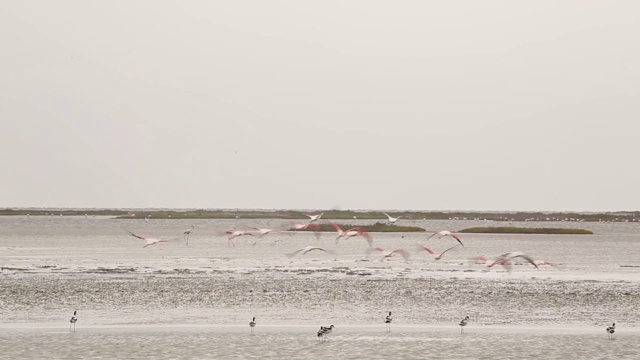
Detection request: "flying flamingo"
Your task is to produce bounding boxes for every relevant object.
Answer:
[288,222,321,239]
[470,256,513,272]
[251,227,281,238]
[126,230,173,248]
[227,230,254,247]
[286,246,336,258]
[534,260,554,267]
[427,230,465,247]
[416,244,459,261]
[489,252,539,270]
[183,225,194,246]
[305,213,324,223]
[367,247,410,262]
[331,223,372,247]
[383,212,401,224]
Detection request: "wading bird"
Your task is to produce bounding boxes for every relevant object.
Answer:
[183,225,194,246]
[367,247,410,262]
[385,312,392,331]
[126,230,173,248]
[606,323,615,338]
[383,212,401,224]
[427,230,464,247]
[249,317,256,334]
[416,244,459,261]
[286,246,336,258]
[69,310,78,332]
[459,316,470,333]
[317,325,334,341]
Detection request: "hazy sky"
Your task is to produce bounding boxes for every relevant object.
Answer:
[1,1,639,212]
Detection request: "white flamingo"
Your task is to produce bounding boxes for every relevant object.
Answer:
[227,230,254,247]
[331,223,372,247]
[183,225,194,246]
[286,246,336,258]
[367,247,410,262]
[416,244,459,261]
[427,230,465,247]
[126,230,173,248]
[305,213,324,223]
[383,212,401,224]
[251,227,280,238]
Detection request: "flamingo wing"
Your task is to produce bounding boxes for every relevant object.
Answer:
[392,249,410,261]
[416,244,435,255]
[126,230,146,241]
[439,244,460,257]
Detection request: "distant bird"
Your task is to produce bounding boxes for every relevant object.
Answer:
[470,256,513,272]
[286,246,336,258]
[227,230,254,247]
[305,213,324,223]
[251,227,280,238]
[459,316,470,333]
[383,212,401,224]
[183,225,194,246]
[416,244,459,261]
[490,252,539,270]
[385,311,392,331]
[250,317,256,334]
[69,310,78,332]
[606,323,615,338]
[288,221,320,234]
[145,215,151,222]
[317,325,334,341]
[367,247,410,262]
[427,231,464,247]
[332,223,372,247]
[126,230,172,248]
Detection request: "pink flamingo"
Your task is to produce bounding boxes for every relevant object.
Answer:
[489,252,539,270]
[427,230,464,247]
[126,230,173,248]
[286,246,336,258]
[416,244,459,261]
[367,247,410,262]
[470,256,513,271]
[227,230,254,247]
[331,223,372,247]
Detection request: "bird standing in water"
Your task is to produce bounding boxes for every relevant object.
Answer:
[606,323,615,338]
[459,316,470,333]
[69,310,78,332]
[249,317,256,334]
[385,312,392,331]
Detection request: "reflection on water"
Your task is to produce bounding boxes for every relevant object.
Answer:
[0,326,637,360]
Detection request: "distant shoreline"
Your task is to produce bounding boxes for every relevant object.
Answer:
[1,208,638,223]
[459,227,593,235]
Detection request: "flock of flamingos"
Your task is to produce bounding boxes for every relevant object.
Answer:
[68,211,618,339]
[126,211,553,272]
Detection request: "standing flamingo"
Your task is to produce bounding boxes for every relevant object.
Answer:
[427,230,465,247]
[183,225,194,246]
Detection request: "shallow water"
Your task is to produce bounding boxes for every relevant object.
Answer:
[0,325,637,360]
[1,216,639,359]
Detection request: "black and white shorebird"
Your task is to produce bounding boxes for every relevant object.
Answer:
[385,312,392,331]
[249,317,256,334]
[69,310,78,332]
[459,316,470,333]
[606,323,615,338]
[317,325,334,341]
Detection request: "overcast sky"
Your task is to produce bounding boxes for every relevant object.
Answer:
[1,1,639,212]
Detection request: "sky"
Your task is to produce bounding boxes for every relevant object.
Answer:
[1,1,639,212]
